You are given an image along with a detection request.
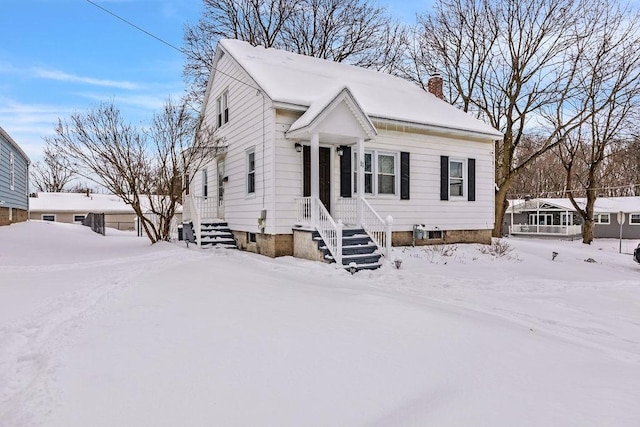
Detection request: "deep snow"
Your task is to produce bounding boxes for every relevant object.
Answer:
[1,221,639,426]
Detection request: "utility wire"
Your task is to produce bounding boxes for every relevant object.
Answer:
[83,0,261,94]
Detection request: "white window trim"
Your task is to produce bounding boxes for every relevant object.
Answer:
[42,214,56,222]
[594,213,610,224]
[9,151,15,191]
[246,148,256,197]
[353,150,399,197]
[449,158,466,200]
[73,214,86,223]
[561,213,573,226]
[629,213,640,225]
[202,169,208,198]
[217,89,229,128]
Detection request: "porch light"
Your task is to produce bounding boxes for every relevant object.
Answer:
[295,142,303,153]
[336,146,344,156]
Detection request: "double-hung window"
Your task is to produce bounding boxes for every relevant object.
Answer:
[449,159,465,198]
[247,149,255,194]
[353,151,397,196]
[217,90,229,128]
[630,213,640,225]
[593,213,610,224]
[202,169,208,197]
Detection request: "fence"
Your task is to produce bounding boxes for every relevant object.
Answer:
[82,212,105,236]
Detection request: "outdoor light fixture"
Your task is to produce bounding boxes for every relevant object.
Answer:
[336,146,344,156]
[295,142,303,152]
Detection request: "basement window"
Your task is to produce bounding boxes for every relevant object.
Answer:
[248,232,256,243]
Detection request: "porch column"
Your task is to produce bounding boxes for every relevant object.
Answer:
[356,137,365,226]
[311,132,320,226]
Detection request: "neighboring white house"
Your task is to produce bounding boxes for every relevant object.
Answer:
[184,39,503,267]
[505,197,640,239]
[29,192,182,234]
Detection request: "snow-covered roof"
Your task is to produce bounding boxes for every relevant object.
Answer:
[29,192,182,214]
[508,197,640,213]
[217,39,504,140]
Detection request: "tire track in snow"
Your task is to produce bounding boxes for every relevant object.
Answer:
[0,247,204,426]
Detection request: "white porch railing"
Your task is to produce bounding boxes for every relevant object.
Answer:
[510,224,582,236]
[296,196,392,261]
[316,198,343,266]
[193,195,218,220]
[359,198,392,258]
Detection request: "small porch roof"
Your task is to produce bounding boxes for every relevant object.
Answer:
[285,86,377,144]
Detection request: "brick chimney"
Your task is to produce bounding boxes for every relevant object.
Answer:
[427,72,444,100]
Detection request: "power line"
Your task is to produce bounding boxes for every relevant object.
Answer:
[83,0,261,95]
[507,183,640,199]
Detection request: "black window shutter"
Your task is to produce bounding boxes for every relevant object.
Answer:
[400,151,410,200]
[468,158,476,201]
[440,156,449,201]
[340,146,352,198]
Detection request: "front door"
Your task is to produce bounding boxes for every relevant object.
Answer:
[303,146,331,212]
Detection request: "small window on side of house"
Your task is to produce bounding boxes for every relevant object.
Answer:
[74,215,85,223]
[247,150,256,194]
[594,213,610,224]
[449,159,465,198]
[428,230,443,240]
[217,90,229,128]
[630,213,640,225]
[248,232,256,243]
[42,214,55,222]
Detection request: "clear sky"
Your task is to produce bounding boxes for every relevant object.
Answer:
[0,0,431,164]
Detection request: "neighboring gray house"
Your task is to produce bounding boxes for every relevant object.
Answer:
[0,126,30,226]
[505,197,640,239]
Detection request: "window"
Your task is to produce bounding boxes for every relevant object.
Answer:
[630,213,640,225]
[248,232,257,243]
[74,215,86,223]
[353,151,397,196]
[561,213,573,226]
[593,213,610,224]
[184,173,190,195]
[428,230,443,240]
[247,150,255,194]
[449,159,465,198]
[202,169,208,197]
[217,90,229,127]
[9,152,15,190]
[529,214,552,225]
[42,214,55,222]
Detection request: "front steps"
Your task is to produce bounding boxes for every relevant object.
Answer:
[183,220,237,249]
[312,228,382,271]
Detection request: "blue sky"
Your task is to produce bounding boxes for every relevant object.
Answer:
[0,0,430,164]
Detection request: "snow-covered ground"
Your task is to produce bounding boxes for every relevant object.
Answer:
[1,221,639,426]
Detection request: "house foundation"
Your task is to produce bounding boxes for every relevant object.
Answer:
[0,207,28,226]
[234,231,293,258]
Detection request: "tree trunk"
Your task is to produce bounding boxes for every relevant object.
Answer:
[492,183,511,237]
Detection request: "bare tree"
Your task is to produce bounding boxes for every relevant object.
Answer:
[557,3,640,243]
[413,0,606,237]
[31,140,75,192]
[183,0,406,102]
[49,99,222,243]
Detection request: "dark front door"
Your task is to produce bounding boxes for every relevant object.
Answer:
[303,145,331,212]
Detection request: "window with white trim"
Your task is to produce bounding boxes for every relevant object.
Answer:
[9,151,15,190]
[561,213,573,226]
[202,169,208,197]
[449,158,465,198]
[593,213,610,224]
[74,215,86,222]
[42,214,55,222]
[217,90,229,128]
[630,213,640,225]
[246,149,255,194]
[353,150,397,196]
